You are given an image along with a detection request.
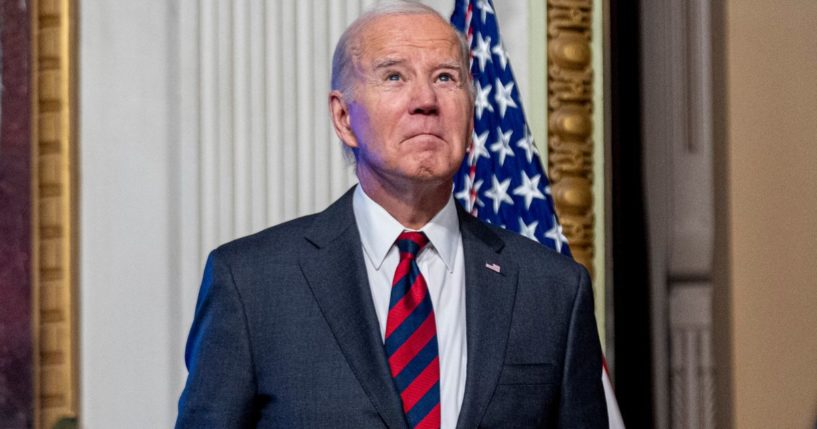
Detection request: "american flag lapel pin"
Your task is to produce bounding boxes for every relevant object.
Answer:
[485,262,501,273]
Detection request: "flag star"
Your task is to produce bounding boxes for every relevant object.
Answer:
[492,42,509,70]
[470,130,491,163]
[513,171,546,209]
[472,34,493,72]
[485,176,513,214]
[518,218,539,241]
[474,81,493,120]
[493,77,518,118]
[471,179,485,208]
[454,183,470,207]
[516,128,538,163]
[476,0,495,23]
[545,216,569,253]
[545,185,552,196]
[489,127,515,166]
[455,176,484,212]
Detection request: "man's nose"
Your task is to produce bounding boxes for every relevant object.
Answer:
[409,80,439,115]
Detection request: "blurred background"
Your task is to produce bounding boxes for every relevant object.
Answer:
[0,0,815,428]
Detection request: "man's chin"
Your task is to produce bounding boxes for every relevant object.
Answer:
[405,165,458,185]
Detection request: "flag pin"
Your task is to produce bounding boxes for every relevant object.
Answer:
[485,262,501,273]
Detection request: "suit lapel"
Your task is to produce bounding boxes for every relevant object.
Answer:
[455,209,519,429]
[300,189,407,429]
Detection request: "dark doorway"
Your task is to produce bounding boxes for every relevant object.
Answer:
[609,0,654,427]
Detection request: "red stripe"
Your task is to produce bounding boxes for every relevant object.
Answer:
[389,313,437,377]
[400,356,440,413]
[388,313,436,377]
[414,403,441,429]
[385,275,427,337]
[392,259,411,286]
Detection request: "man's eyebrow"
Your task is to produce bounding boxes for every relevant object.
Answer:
[373,58,406,70]
[371,59,463,72]
[436,62,463,72]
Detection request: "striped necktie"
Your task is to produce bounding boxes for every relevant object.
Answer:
[384,231,441,429]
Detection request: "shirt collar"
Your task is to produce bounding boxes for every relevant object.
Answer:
[353,185,460,273]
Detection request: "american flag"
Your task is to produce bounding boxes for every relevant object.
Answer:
[450,0,570,257]
[450,1,625,427]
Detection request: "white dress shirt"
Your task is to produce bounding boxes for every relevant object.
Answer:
[352,186,467,429]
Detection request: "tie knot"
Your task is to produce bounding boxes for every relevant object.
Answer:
[395,231,429,258]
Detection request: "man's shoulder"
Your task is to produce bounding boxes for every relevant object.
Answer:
[213,187,357,262]
[212,212,320,262]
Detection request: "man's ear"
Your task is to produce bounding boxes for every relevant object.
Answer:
[329,90,358,150]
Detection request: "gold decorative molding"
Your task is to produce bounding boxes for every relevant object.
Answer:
[547,0,595,278]
[31,0,78,427]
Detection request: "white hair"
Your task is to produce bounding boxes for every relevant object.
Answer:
[330,0,474,101]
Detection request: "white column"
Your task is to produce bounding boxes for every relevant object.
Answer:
[79,1,178,426]
[670,286,715,429]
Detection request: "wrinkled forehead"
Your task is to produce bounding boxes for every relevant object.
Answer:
[349,14,464,68]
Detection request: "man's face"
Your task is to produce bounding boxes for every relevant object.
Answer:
[331,14,474,190]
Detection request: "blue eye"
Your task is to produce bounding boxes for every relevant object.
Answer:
[438,73,454,82]
[387,73,401,81]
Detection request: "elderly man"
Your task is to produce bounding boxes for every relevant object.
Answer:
[176,2,607,428]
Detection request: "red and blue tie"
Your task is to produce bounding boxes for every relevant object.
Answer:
[385,231,441,429]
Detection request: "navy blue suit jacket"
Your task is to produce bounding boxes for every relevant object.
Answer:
[176,187,607,428]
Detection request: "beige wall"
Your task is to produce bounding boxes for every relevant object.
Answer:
[723,1,817,427]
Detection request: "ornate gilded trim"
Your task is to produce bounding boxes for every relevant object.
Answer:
[546,0,595,277]
[31,0,78,427]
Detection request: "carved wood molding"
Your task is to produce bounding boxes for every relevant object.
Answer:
[31,0,78,427]
[546,0,595,277]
